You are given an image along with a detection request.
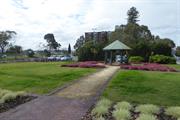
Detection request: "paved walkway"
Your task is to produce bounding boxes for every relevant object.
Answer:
[0,66,119,120]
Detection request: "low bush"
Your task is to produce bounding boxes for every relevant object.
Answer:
[165,106,180,118]
[0,89,26,104]
[92,99,112,117]
[135,104,159,114]
[96,99,112,107]
[92,105,109,117]
[113,109,131,120]
[137,114,157,120]
[114,101,131,110]
[149,55,176,64]
[93,116,105,120]
[129,56,144,63]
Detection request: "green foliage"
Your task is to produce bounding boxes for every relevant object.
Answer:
[68,44,71,54]
[137,114,157,120]
[7,45,22,55]
[0,30,16,53]
[93,116,105,120]
[129,56,144,63]
[0,89,26,104]
[135,104,159,114]
[96,99,112,107]
[43,49,51,57]
[92,105,109,117]
[114,101,131,110]
[92,99,112,117]
[77,41,105,61]
[165,106,180,118]
[113,109,131,120]
[25,49,35,58]
[127,7,139,24]
[176,47,180,56]
[149,55,176,64]
[103,70,180,106]
[152,40,173,56]
[44,33,61,51]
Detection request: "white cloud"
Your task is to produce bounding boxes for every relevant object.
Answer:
[0,0,179,50]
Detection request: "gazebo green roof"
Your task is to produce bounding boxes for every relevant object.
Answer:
[103,40,131,51]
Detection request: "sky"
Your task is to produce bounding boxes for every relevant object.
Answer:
[0,0,180,50]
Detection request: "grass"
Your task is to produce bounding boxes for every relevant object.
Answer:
[103,70,180,106]
[0,62,96,94]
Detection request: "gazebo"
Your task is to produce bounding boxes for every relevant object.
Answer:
[103,40,131,64]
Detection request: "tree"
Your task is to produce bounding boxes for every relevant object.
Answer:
[0,31,16,53]
[176,46,180,56]
[127,7,139,24]
[44,33,61,51]
[68,44,71,54]
[43,49,51,57]
[25,49,35,58]
[74,35,85,50]
[7,45,22,55]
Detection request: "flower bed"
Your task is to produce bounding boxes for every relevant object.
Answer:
[120,63,177,72]
[0,89,36,113]
[61,61,106,68]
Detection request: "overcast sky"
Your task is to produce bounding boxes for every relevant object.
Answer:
[0,0,180,50]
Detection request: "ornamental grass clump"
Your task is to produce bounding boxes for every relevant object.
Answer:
[0,89,27,104]
[96,98,112,108]
[92,116,105,120]
[135,104,159,114]
[137,114,157,120]
[92,99,112,117]
[114,101,131,110]
[113,109,131,120]
[165,106,180,118]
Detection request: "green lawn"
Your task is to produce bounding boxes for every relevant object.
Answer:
[103,70,180,106]
[0,62,96,94]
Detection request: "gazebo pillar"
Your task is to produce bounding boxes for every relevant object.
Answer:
[110,51,113,64]
[104,51,107,64]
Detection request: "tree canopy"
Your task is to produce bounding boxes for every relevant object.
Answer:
[0,31,16,53]
[44,33,61,51]
[127,7,139,24]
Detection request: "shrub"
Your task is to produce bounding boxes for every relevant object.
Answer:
[0,92,17,103]
[0,89,27,104]
[149,55,176,64]
[114,101,131,110]
[92,105,109,117]
[96,99,112,108]
[92,99,112,117]
[135,104,159,114]
[93,116,105,120]
[129,56,144,63]
[137,114,157,120]
[165,106,180,118]
[113,109,131,120]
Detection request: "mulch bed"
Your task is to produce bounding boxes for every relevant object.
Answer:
[0,96,37,113]
[82,104,178,120]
